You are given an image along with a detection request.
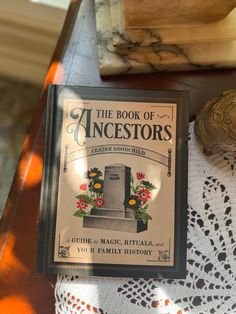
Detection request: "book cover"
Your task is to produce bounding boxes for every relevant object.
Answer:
[37,85,189,278]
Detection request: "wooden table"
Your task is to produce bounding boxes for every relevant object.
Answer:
[1,0,236,313]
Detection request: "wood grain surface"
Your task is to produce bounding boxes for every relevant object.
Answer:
[122,0,236,28]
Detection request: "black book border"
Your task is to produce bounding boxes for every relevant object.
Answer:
[37,85,189,278]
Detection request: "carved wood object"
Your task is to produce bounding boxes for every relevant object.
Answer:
[195,90,236,154]
[123,0,236,28]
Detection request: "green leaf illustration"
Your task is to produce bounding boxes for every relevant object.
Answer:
[142,203,149,210]
[133,184,140,193]
[141,180,156,190]
[73,210,88,217]
[90,199,96,206]
[140,212,152,224]
[131,175,134,184]
[75,194,91,202]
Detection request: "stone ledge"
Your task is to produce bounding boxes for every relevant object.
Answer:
[83,216,148,233]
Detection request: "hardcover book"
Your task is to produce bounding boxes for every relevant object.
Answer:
[37,85,189,278]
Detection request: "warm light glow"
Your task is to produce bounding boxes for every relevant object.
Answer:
[45,61,64,86]
[0,295,35,313]
[0,233,28,282]
[74,158,88,177]
[151,287,183,312]
[148,164,161,200]
[18,152,42,188]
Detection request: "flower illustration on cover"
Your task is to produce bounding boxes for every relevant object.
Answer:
[86,167,102,179]
[73,167,156,224]
[88,179,104,194]
[76,198,89,211]
[79,183,88,191]
[124,195,141,209]
[95,197,105,207]
[123,172,156,223]
[73,167,105,218]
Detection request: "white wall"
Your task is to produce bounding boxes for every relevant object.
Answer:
[0,0,69,85]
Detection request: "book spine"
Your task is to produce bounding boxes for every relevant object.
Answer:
[36,84,56,273]
[174,93,189,277]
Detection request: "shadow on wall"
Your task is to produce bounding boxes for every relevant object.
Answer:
[0,0,68,84]
[0,75,41,217]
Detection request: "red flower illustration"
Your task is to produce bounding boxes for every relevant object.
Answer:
[95,197,105,207]
[136,172,145,181]
[137,188,151,201]
[80,183,88,190]
[76,198,89,210]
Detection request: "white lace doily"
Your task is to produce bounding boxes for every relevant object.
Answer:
[55,122,236,314]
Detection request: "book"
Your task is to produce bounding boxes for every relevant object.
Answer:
[37,85,189,278]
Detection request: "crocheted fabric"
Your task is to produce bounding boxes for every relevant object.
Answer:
[55,122,236,314]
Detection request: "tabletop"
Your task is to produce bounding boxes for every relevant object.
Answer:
[1,0,236,313]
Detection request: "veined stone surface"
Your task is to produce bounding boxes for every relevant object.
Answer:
[110,0,236,48]
[96,0,236,75]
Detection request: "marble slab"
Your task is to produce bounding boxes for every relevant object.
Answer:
[109,0,236,48]
[110,0,124,46]
[96,0,236,75]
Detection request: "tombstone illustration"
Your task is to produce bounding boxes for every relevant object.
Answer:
[83,164,148,233]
